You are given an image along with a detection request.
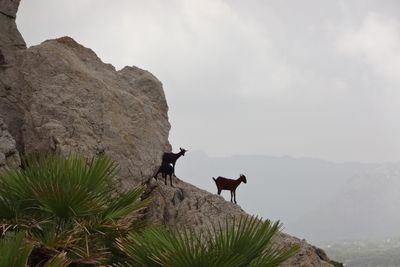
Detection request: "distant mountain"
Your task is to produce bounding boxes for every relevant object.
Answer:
[295,163,400,242]
[176,151,376,240]
[323,238,400,267]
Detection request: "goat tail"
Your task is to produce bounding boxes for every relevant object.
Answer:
[212,177,217,183]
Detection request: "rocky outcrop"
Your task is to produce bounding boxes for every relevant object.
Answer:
[0,0,334,265]
[145,177,333,266]
[1,2,170,180]
[0,0,25,55]
[0,0,26,155]
[17,37,170,183]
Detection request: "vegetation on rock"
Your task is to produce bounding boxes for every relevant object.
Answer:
[0,154,297,266]
[0,154,148,265]
[116,216,298,267]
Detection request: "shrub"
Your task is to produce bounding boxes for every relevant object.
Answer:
[116,216,299,267]
[0,154,148,265]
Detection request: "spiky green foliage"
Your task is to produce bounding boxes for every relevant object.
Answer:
[0,154,149,265]
[0,232,32,267]
[43,253,71,267]
[0,154,299,266]
[116,216,299,267]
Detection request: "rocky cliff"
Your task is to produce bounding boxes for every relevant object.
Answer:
[0,0,25,167]
[0,0,333,265]
[18,36,171,183]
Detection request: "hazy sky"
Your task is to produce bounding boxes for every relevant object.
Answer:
[17,0,400,163]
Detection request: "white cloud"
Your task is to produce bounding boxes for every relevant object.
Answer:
[16,1,400,162]
[337,13,400,84]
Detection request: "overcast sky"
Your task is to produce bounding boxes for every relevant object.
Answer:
[17,0,400,163]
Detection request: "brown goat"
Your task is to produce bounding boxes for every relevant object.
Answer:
[212,174,247,204]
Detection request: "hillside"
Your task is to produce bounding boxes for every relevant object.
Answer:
[323,238,400,267]
[297,163,400,242]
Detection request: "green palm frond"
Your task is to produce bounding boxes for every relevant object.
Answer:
[0,196,17,219]
[0,153,151,265]
[0,154,118,220]
[24,154,117,218]
[116,216,299,267]
[43,253,71,267]
[209,216,299,267]
[0,232,32,267]
[101,186,149,221]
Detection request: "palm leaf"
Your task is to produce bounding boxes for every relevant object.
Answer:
[116,216,299,267]
[43,253,71,267]
[0,232,32,267]
[102,186,150,220]
[0,153,150,265]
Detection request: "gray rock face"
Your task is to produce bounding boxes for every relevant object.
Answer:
[0,0,26,160]
[0,0,21,18]
[0,0,334,265]
[17,37,170,183]
[0,117,20,168]
[0,0,25,50]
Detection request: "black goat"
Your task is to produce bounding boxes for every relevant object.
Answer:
[212,174,247,204]
[162,147,187,175]
[154,163,174,186]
